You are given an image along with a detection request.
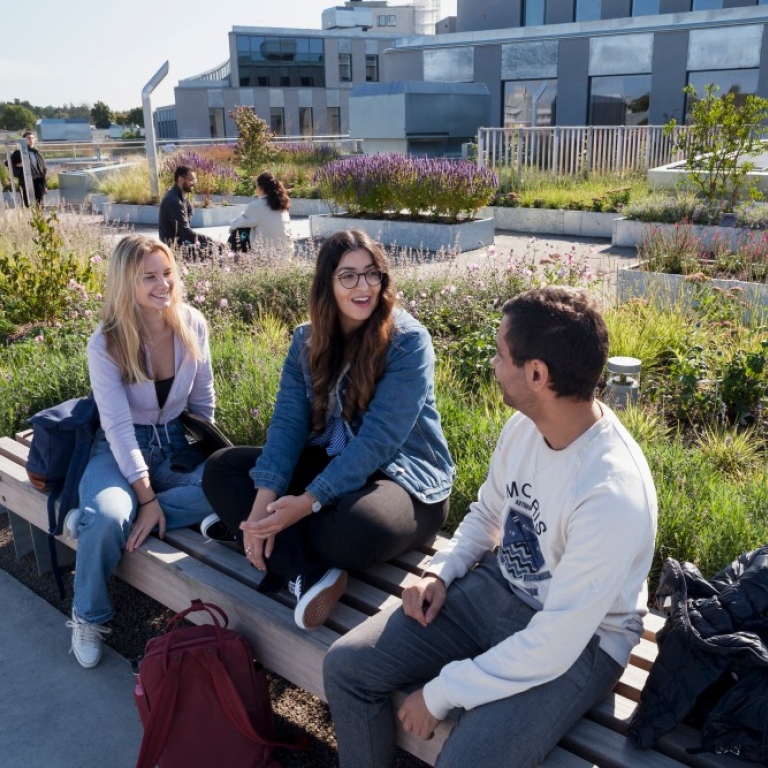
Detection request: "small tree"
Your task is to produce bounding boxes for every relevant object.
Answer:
[231,106,276,182]
[0,103,38,131]
[90,100,113,129]
[665,84,768,211]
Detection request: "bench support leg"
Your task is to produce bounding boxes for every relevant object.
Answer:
[7,510,35,559]
[5,510,76,575]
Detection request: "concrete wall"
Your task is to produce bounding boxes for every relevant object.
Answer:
[649,30,688,124]
[556,38,589,125]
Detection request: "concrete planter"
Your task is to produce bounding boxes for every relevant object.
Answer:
[289,198,334,217]
[612,217,767,249]
[618,265,768,323]
[309,213,494,253]
[480,206,616,238]
[102,202,246,227]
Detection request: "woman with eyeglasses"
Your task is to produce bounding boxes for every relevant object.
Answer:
[202,229,455,630]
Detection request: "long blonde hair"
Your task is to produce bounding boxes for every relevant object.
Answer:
[101,234,201,383]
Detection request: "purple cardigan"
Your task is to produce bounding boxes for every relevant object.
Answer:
[86,305,215,484]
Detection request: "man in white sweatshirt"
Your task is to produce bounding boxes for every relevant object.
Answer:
[324,286,658,767]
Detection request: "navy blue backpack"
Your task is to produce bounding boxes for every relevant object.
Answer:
[26,395,100,597]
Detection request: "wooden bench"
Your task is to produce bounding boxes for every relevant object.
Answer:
[0,430,744,768]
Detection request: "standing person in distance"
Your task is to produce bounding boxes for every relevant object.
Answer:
[202,229,454,631]
[323,287,658,768]
[6,130,47,207]
[65,234,217,669]
[228,171,293,255]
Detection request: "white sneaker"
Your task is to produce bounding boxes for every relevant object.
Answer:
[66,611,111,669]
[200,513,232,541]
[288,568,347,630]
[63,508,82,540]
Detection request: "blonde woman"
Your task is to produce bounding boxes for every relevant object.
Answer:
[65,234,216,669]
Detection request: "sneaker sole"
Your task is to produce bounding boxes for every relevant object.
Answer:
[200,513,231,541]
[295,569,348,630]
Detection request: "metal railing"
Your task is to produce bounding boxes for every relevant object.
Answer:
[2,135,361,166]
[477,125,691,177]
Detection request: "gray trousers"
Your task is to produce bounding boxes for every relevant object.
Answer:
[323,552,623,768]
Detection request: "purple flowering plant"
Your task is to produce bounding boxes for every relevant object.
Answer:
[314,154,498,222]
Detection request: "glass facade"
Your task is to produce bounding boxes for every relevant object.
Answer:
[236,35,325,88]
[686,69,760,119]
[692,0,724,9]
[299,107,314,136]
[328,106,341,134]
[632,0,661,16]
[339,53,352,83]
[270,107,285,135]
[504,80,557,126]
[576,0,601,22]
[524,0,545,27]
[589,74,651,125]
[366,54,379,82]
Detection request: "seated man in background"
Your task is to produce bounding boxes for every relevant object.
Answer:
[159,165,221,255]
[323,286,658,768]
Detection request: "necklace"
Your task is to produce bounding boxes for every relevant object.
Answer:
[144,325,170,352]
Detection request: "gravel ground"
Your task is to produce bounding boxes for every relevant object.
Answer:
[0,512,427,767]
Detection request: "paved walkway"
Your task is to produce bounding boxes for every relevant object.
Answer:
[0,568,143,767]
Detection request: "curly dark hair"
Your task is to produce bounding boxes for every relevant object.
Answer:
[502,287,609,401]
[256,171,290,212]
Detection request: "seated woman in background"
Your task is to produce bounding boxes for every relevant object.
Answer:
[202,229,455,631]
[228,171,293,255]
[66,234,216,669]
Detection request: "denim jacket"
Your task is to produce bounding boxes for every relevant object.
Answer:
[250,309,455,506]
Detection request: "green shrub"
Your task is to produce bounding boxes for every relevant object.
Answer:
[0,209,99,329]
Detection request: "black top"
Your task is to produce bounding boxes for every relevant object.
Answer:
[154,376,174,409]
[158,184,208,247]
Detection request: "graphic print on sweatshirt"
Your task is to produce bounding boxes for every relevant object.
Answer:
[499,481,549,596]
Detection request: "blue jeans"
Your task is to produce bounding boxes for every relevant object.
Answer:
[72,419,213,624]
[323,552,623,768]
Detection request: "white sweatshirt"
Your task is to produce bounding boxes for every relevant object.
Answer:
[229,195,292,253]
[423,405,657,720]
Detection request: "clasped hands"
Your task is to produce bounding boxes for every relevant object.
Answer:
[240,493,312,570]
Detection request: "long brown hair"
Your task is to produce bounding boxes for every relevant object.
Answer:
[101,234,201,383]
[308,230,395,431]
[257,171,290,212]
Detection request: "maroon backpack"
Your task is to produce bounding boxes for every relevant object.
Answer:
[134,599,298,768]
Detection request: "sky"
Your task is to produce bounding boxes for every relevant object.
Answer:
[1,0,457,113]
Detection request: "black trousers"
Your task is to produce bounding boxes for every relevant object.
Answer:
[17,177,45,207]
[202,445,448,583]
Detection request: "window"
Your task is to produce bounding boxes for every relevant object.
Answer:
[589,74,651,125]
[524,0,545,27]
[270,107,285,136]
[328,107,341,135]
[692,0,723,9]
[339,53,352,83]
[299,107,314,136]
[632,0,660,15]
[503,80,557,127]
[378,14,397,26]
[378,14,387,25]
[685,69,759,120]
[209,108,225,138]
[236,34,325,88]
[575,0,601,21]
[366,54,379,82]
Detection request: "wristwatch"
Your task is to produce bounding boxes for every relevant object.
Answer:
[304,491,322,513]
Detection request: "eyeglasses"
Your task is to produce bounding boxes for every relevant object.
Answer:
[335,269,384,289]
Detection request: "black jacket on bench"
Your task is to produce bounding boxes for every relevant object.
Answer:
[628,545,768,762]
